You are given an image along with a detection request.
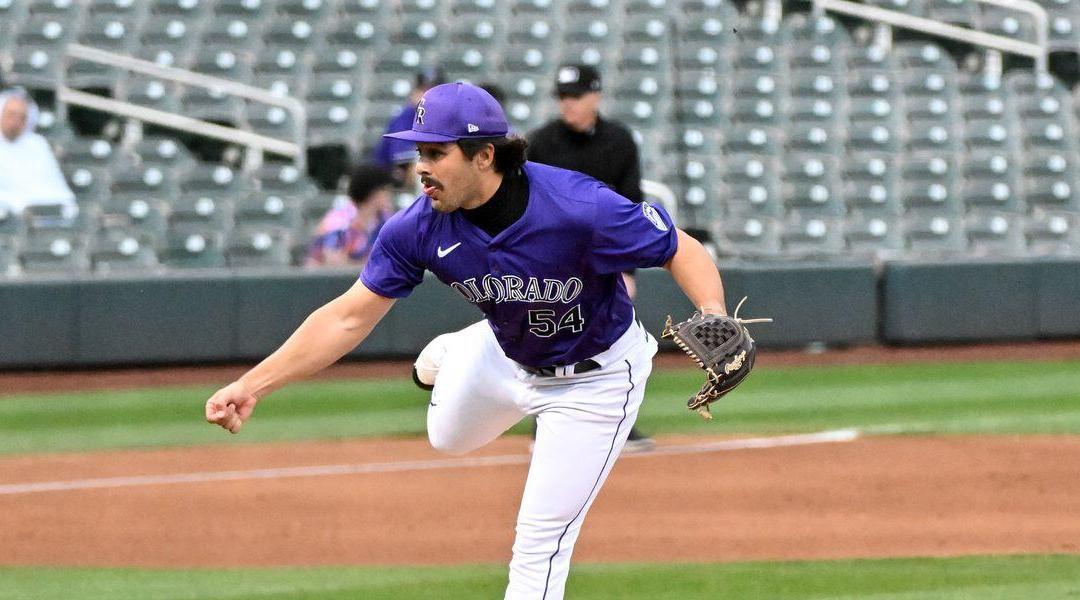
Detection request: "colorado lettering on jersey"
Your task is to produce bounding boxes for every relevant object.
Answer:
[450,275,584,305]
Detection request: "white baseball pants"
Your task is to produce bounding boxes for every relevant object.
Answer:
[423,319,657,600]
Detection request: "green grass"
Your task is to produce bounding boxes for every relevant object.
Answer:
[1,359,1079,455]
[2,555,1079,599]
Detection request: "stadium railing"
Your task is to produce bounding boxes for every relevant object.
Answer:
[811,0,1050,74]
[57,44,308,171]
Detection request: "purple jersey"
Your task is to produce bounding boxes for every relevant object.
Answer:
[360,162,678,367]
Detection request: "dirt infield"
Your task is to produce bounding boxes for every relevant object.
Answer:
[2,342,1078,568]
[1,434,1078,567]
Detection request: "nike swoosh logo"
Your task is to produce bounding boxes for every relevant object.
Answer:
[437,242,462,258]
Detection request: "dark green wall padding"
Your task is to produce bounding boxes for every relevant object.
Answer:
[1,258,1077,368]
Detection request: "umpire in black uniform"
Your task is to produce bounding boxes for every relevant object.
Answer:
[527,64,643,203]
[526,63,654,452]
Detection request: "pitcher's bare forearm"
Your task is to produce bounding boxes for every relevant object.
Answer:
[665,228,727,315]
[238,280,395,399]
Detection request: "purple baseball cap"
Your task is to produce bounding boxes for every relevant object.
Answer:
[383,82,509,143]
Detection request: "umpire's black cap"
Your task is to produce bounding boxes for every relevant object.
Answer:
[555,64,602,97]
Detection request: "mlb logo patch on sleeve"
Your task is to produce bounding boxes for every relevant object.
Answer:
[642,203,669,231]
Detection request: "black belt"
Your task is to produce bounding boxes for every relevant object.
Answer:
[523,358,601,377]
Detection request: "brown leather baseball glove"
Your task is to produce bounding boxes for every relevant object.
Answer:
[661,297,772,420]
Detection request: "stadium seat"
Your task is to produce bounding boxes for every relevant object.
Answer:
[1024,211,1079,255]
[787,98,840,125]
[180,164,248,195]
[674,44,730,70]
[844,214,905,257]
[722,154,783,217]
[233,194,302,233]
[263,18,321,49]
[734,73,783,100]
[60,137,123,170]
[786,123,843,154]
[927,0,977,24]
[278,0,332,17]
[790,72,842,100]
[1024,149,1080,178]
[962,178,1021,212]
[254,163,319,197]
[20,230,91,274]
[965,118,1018,152]
[847,44,896,70]
[901,153,961,213]
[896,42,956,70]
[781,14,851,45]
[847,121,901,153]
[731,98,784,126]
[907,119,961,153]
[323,16,388,51]
[618,43,670,74]
[213,0,272,17]
[1025,175,1080,210]
[100,196,169,237]
[780,215,845,257]
[226,228,293,268]
[1023,118,1077,151]
[392,17,444,47]
[902,214,966,255]
[168,193,233,234]
[674,71,728,101]
[150,0,208,17]
[160,229,227,268]
[63,164,110,203]
[980,7,1037,40]
[91,228,161,273]
[137,16,199,67]
[846,96,898,123]
[625,0,671,16]
[723,125,780,155]
[111,165,178,198]
[712,216,783,259]
[453,0,501,16]
[965,211,1026,256]
[848,72,898,99]
[782,155,844,217]
[790,43,843,72]
[442,45,493,79]
[737,17,782,44]
[962,152,1022,211]
[906,96,957,122]
[734,45,782,72]
[623,15,670,43]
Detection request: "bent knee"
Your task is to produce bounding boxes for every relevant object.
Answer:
[427,428,477,456]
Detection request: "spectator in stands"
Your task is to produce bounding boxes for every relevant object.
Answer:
[0,88,77,215]
[526,64,654,452]
[305,164,397,267]
[526,64,643,203]
[372,67,446,189]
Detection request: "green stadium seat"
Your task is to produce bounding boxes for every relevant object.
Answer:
[160,229,227,269]
[91,228,161,274]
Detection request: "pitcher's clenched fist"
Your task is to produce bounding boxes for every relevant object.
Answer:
[205,381,259,434]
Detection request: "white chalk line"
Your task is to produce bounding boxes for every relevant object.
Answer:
[0,429,859,496]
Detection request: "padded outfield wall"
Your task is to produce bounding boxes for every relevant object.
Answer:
[0,258,1076,368]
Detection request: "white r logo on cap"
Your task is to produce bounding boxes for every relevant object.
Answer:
[416,98,426,125]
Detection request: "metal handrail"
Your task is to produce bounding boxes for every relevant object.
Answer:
[58,44,308,168]
[812,0,1050,73]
